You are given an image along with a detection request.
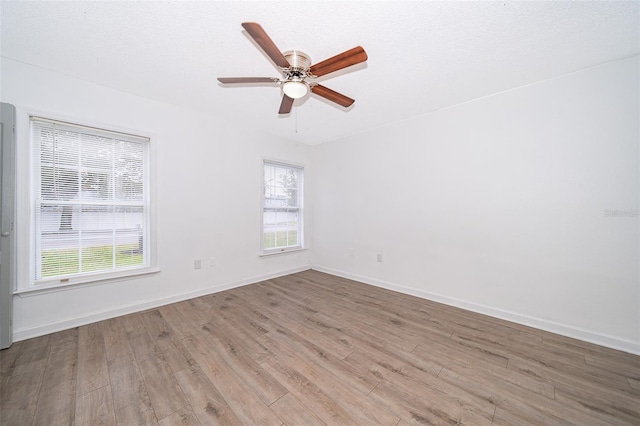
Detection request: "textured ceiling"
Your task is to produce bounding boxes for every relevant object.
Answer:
[1,1,639,145]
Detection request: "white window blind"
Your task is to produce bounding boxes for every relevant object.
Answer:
[263,160,303,253]
[31,117,150,282]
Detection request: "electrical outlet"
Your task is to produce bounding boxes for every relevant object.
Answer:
[194,259,202,269]
[377,253,383,262]
[208,257,216,267]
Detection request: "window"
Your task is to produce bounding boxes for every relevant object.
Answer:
[30,117,151,285]
[262,160,303,253]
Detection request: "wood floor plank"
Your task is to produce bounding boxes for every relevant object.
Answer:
[628,377,640,391]
[554,384,640,425]
[0,339,23,375]
[158,303,197,339]
[205,290,273,330]
[436,367,614,426]
[182,332,282,425]
[141,308,178,339]
[158,405,202,426]
[248,301,356,360]
[542,333,640,365]
[313,310,418,354]
[206,290,288,342]
[344,348,439,391]
[182,298,213,325]
[412,332,509,369]
[433,332,511,367]
[75,385,117,426]
[127,324,189,419]
[261,356,359,425]
[326,326,442,379]
[108,354,158,425]
[202,290,275,332]
[203,294,275,340]
[32,328,79,426]
[507,353,637,399]
[253,280,320,317]
[492,404,573,426]
[201,316,275,364]
[0,361,44,425]
[174,364,243,426]
[196,326,287,405]
[258,324,379,396]
[77,322,109,396]
[139,309,196,373]
[258,330,399,424]
[0,334,51,377]
[439,354,555,400]
[346,349,495,424]
[451,331,629,385]
[137,355,188,419]
[369,379,492,426]
[101,316,133,361]
[583,353,640,381]
[121,311,148,334]
[269,393,326,426]
[232,283,358,363]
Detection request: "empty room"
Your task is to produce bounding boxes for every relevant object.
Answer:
[0,1,638,425]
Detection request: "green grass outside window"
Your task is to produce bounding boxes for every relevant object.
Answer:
[263,230,298,250]
[41,244,143,278]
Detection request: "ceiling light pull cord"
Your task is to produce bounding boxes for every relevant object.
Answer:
[295,106,298,134]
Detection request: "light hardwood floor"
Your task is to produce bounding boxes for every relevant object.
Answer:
[1,270,639,425]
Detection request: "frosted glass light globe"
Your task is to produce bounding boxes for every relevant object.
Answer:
[282,80,308,99]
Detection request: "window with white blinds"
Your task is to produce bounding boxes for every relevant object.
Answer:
[31,117,151,283]
[262,160,303,253]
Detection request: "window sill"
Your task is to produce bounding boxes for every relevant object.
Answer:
[15,267,161,297]
[259,247,308,257]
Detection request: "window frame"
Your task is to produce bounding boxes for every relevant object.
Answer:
[17,112,158,294]
[261,159,304,255]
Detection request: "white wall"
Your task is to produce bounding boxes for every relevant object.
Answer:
[2,59,313,340]
[312,56,640,354]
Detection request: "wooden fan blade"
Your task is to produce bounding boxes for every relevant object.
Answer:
[311,85,355,108]
[218,77,277,84]
[309,46,368,77]
[279,95,294,114]
[241,22,290,69]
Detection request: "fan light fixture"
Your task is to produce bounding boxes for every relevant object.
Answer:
[282,80,308,99]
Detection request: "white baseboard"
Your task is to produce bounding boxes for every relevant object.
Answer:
[311,265,640,356]
[12,266,310,342]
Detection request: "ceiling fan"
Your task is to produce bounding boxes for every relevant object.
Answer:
[217,22,368,114]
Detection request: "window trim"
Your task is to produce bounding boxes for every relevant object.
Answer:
[261,158,305,255]
[16,109,158,292]
[258,247,308,258]
[14,266,161,296]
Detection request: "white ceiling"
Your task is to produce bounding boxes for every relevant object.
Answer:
[2,1,639,145]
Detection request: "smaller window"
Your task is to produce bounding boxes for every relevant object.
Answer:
[262,160,303,253]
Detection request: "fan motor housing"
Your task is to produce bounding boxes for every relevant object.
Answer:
[283,50,312,71]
